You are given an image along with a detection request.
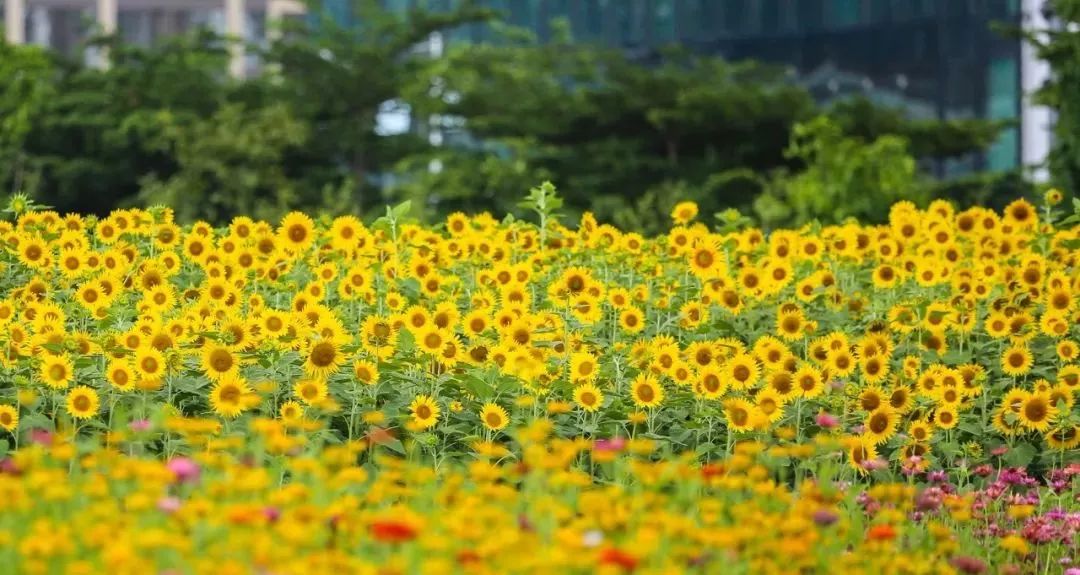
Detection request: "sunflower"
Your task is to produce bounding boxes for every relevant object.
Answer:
[134,347,166,383]
[872,264,900,288]
[619,307,646,334]
[106,360,135,392]
[775,308,804,341]
[65,386,100,420]
[40,354,74,389]
[827,348,856,377]
[1056,340,1078,363]
[570,352,599,384]
[794,365,824,399]
[353,359,379,386]
[17,237,49,269]
[885,385,912,413]
[671,201,698,224]
[293,378,328,406]
[201,343,239,382]
[907,420,934,443]
[1046,425,1080,450]
[409,395,441,430]
[630,375,664,409]
[1018,393,1057,431]
[755,388,787,423]
[573,382,604,412]
[992,407,1024,437]
[846,437,879,474]
[723,397,759,433]
[864,407,899,445]
[724,353,761,391]
[695,366,727,399]
[279,400,304,426]
[305,339,345,378]
[1001,344,1033,377]
[933,406,959,430]
[479,403,510,432]
[278,211,316,254]
[0,404,17,432]
[360,315,398,360]
[417,326,448,357]
[1003,198,1037,228]
[210,375,251,419]
[857,386,885,412]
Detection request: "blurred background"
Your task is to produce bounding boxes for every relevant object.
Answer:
[0,0,1075,230]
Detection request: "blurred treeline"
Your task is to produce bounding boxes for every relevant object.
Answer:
[0,0,1046,230]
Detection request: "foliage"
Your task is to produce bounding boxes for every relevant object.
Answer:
[754,116,920,228]
[1026,0,1080,194]
[137,104,310,222]
[0,44,56,200]
[0,193,1076,572]
[0,1,1019,226]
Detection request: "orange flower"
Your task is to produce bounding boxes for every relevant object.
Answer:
[370,520,418,543]
[598,547,638,571]
[867,524,898,541]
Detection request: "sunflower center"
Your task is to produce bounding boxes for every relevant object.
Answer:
[1024,399,1047,422]
[220,385,241,403]
[210,349,233,372]
[733,365,750,382]
[288,224,308,243]
[310,342,336,367]
[49,365,67,381]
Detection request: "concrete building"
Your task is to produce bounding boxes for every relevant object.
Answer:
[3,0,305,76]
[5,0,1057,180]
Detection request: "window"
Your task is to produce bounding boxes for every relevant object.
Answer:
[986,57,1019,170]
[654,0,675,43]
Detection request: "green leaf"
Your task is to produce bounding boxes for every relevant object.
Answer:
[1004,442,1037,469]
[460,374,493,401]
[391,200,413,219]
[380,437,406,455]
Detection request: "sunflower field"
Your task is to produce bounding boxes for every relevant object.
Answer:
[0,185,1078,575]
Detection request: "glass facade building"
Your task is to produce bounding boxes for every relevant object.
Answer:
[323,0,1027,173]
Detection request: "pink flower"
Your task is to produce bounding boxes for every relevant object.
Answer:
[129,419,152,432]
[815,412,839,429]
[166,457,200,484]
[157,496,182,513]
[594,437,626,453]
[29,429,52,446]
[861,458,888,471]
[812,509,839,526]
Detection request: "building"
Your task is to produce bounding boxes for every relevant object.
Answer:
[340,0,1051,180]
[5,0,1055,179]
[2,0,305,76]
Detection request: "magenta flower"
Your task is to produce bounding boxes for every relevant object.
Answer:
[166,457,200,484]
[815,412,839,429]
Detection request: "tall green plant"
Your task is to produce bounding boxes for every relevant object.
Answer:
[754,116,921,228]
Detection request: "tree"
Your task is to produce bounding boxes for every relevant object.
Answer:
[261,0,497,216]
[1024,0,1080,194]
[0,44,56,200]
[138,104,309,222]
[9,30,234,215]
[753,116,921,229]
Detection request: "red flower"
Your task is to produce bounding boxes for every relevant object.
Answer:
[599,547,638,572]
[701,463,725,480]
[369,520,418,543]
[867,524,897,541]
